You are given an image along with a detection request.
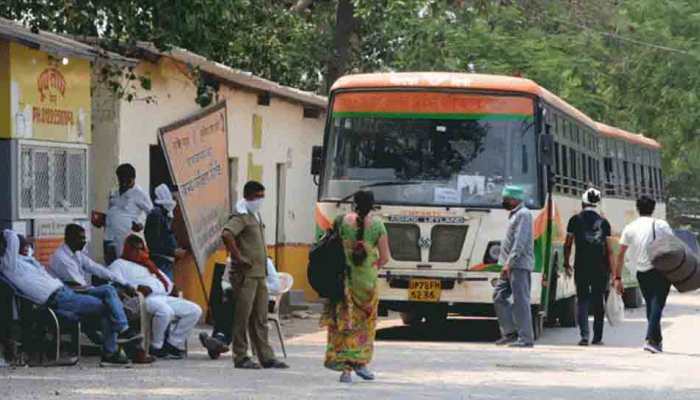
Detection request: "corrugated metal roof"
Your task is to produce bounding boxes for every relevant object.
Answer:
[134,42,327,109]
[0,17,135,64]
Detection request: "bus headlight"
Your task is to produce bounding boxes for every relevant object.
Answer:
[483,241,501,264]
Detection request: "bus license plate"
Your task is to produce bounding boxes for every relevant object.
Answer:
[408,279,442,302]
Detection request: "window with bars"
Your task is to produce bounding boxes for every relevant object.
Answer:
[19,143,88,217]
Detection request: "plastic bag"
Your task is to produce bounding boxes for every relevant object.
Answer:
[605,290,624,326]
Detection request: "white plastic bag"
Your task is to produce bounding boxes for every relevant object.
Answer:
[605,290,625,326]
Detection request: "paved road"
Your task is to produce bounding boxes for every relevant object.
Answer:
[2,290,700,399]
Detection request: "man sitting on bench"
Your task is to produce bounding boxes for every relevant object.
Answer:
[0,229,139,367]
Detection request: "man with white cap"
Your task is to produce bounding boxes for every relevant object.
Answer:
[564,188,614,346]
[145,184,180,280]
[493,185,535,348]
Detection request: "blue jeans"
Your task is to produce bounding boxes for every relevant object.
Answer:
[637,269,671,345]
[84,285,129,334]
[52,287,125,354]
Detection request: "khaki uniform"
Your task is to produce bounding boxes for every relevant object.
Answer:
[223,212,275,364]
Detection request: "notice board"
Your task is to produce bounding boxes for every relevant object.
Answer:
[159,101,230,271]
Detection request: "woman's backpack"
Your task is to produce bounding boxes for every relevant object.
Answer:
[307,216,348,301]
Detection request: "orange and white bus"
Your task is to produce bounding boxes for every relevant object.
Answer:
[310,72,663,337]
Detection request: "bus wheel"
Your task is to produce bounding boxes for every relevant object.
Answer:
[557,296,577,327]
[623,287,644,309]
[400,311,421,327]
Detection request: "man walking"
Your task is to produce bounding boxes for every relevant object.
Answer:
[564,188,614,346]
[615,195,673,353]
[493,185,535,348]
[221,181,288,369]
[104,163,153,265]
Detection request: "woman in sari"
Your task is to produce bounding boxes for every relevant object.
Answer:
[321,190,390,383]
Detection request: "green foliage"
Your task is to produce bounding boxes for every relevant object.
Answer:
[3,0,699,227]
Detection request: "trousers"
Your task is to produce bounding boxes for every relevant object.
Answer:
[145,295,202,350]
[231,276,275,364]
[575,273,608,342]
[53,287,126,353]
[493,268,534,344]
[637,269,671,345]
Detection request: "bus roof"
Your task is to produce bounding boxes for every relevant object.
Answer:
[596,122,661,150]
[332,72,661,151]
[331,72,598,130]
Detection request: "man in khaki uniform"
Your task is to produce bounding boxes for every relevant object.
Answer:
[221,181,288,370]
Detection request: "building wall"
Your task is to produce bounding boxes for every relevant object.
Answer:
[92,56,325,310]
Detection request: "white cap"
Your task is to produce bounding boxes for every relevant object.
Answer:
[582,188,602,206]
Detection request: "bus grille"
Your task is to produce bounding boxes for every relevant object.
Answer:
[429,225,468,263]
[385,223,421,261]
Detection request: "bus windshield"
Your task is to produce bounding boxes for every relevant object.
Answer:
[320,91,540,208]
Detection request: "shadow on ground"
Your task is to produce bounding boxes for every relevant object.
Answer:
[376,318,501,342]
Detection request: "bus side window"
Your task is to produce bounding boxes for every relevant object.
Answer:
[569,147,578,195]
[561,144,569,194]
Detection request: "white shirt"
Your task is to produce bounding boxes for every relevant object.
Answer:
[1,231,64,305]
[109,258,172,296]
[620,216,674,273]
[105,185,153,256]
[49,244,129,288]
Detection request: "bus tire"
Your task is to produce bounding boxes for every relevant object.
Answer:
[557,296,577,327]
[623,287,644,309]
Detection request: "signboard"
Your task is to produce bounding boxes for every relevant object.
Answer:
[159,102,230,271]
[1,41,92,143]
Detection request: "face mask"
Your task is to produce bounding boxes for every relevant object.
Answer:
[246,199,263,214]
[26,245,34,258]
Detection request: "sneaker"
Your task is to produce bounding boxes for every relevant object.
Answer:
[644,342,662,354]
[340,370,352,383]
[261,359,289,369]
[578,339,590,346]
[100,349,132,368]
[150,343,185,360]
[508,340,534,348]
[353,365,375,380]
[495,334,518,346]
[117,328,144,344]
[235,357,262,369]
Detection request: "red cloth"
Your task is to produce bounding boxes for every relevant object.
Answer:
[122,236,170,292]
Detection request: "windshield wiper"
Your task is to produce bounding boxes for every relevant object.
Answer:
[337,181,423,204]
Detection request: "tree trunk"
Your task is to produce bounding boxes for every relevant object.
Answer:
[325,0,355,93]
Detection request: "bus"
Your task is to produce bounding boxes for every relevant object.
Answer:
[310,72,663,337]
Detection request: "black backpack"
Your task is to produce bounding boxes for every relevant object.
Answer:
[581,214,607,260]
[307,216,348,302]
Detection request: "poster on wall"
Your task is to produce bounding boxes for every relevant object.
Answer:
[159,101,230,271]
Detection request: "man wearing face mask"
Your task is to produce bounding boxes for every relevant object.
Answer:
[221,181,288,369]
[493,185,535,348]
[145,184,183,281]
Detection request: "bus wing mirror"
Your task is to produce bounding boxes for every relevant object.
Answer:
[311,145,323,175]
[539,132,555,167]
